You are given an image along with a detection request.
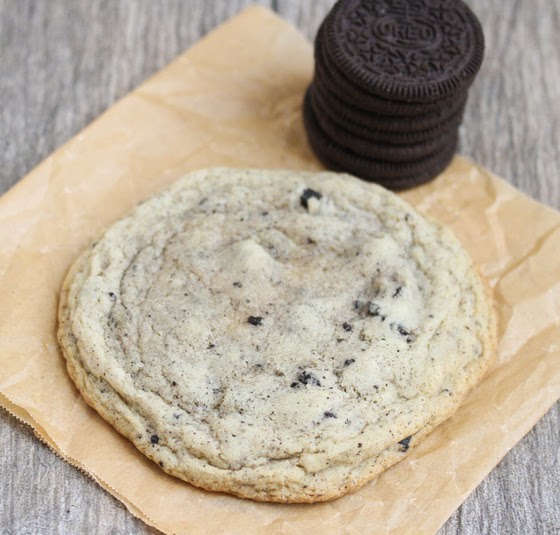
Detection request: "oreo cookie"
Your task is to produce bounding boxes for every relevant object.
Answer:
[313,23,466,117]
[309,87,465,146]
[303,92,457,186]
[310,81,468,133]
[322,154,455,190]
[323,0,485,102]
[306,91,454,162]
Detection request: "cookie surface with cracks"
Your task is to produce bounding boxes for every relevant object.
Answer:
[58,168,496,502]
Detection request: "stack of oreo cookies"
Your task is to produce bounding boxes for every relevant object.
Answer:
[303,0,485,190]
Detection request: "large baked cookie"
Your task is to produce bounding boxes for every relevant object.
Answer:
[58,168,496,503]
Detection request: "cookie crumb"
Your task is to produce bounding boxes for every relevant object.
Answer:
[397,325,410,336]
[399,436,412,452]
[151,434,160,444]
[367,302,386,321]
[342,322,352,332]
[247,316,263,326]
[297,370,321,387]
[300,188,323,209]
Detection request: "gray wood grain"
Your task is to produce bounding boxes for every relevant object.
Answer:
[0,1,558,534]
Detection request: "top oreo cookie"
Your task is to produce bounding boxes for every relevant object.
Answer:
[323,0,485,102]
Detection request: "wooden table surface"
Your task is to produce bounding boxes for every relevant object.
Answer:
[1,1,558,533]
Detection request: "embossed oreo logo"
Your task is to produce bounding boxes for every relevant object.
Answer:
[372,16,440,49]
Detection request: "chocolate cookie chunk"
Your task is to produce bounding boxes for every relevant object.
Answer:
[323,0,485,102]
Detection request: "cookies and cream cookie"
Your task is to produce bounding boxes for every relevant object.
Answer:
[58,168,495,502]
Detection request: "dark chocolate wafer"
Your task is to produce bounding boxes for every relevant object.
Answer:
[310,80,467,133]
[314,23,468,116]
[305,90,452,162]
[323,0,485,102]
[303,92,458,185]
[309,85,465,146]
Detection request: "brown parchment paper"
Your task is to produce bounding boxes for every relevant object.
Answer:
[0,6,559,535]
